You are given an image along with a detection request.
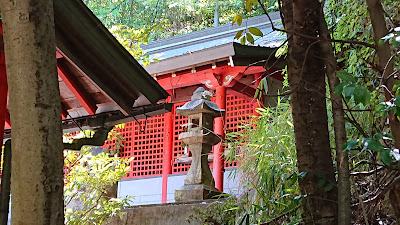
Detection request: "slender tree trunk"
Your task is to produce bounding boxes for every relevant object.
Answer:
[281,0,338,224]
[366,0,400,147]
[366,0,400,220]
[0,0,64,224]
[319,10,352,225]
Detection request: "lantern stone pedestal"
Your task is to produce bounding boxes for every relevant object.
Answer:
[174,88,225,202]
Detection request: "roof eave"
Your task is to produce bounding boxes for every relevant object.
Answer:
[144,42,285,76]
[53,0,169,114]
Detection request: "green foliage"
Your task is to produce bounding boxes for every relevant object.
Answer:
[104,125,126,155]
[84,0,270,42]
[335,70,371,106]
[343,133,397,165]
[225,99,301,224]
[232,0,278,45]
[64,148,133,225]
[380,26,400,47]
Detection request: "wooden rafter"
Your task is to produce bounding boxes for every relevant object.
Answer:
[57,59,97,115]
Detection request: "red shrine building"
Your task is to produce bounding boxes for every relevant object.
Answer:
[0,0,284,206]
[106,12,285,205]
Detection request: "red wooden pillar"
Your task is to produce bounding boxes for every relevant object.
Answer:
[161,95,174,203]
[0,52,8,143]
[213,86,226,192]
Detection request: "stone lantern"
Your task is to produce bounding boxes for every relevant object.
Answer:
[175,87,225,202]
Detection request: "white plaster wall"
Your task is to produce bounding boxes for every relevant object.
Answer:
[118,169,241,205]
[118,176,163,205]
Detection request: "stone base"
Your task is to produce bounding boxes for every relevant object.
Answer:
[174,184,221,202]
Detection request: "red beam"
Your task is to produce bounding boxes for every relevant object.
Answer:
[57,61,97,115]
[157,65,266,90]
[5,110,10,129]
[61,108,67,120]
[0,51,7,141]
[56,51,63,59]
[157,70,219,90]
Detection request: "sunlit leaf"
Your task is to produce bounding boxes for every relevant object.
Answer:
[246,33,254,44]
[240,36,246,45]
[248,27,263,37]
[234,30,244,40]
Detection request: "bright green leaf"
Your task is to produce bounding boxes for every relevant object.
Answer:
[240,36,246,45]
[234,30,244,40]
[232,15,243,26]
[246,33,254,44]
[248,27,263,37]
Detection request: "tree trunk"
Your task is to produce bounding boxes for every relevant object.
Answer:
[319,10,351,225]
[366,0,400,220]
[281,0,338,224]
[366,0,400,148]
[0,0,64,224]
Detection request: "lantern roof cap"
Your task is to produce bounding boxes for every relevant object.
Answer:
[176,99,225,117]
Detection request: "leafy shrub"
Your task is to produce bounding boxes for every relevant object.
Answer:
[226,99,302,224]
[64,148,133,225]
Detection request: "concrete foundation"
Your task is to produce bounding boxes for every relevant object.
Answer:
[106,201,216,225]
[175,184,221,202]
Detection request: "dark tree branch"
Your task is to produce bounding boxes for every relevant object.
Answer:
[257,0,375,49]
[63,126,113,151]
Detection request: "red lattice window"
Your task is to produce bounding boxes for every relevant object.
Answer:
[225,95,256,168]
[172,102,191,174]
[129,115,165,178]
[103,115,165,179]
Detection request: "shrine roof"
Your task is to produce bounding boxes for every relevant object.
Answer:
[142,12,285,75]
[3,0,170,135]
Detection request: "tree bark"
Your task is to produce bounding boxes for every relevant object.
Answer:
[366,0,400,148]
[281,0,338,224]
[366,0,400,220]
[319,10,351,225]
[0,0,64,224]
